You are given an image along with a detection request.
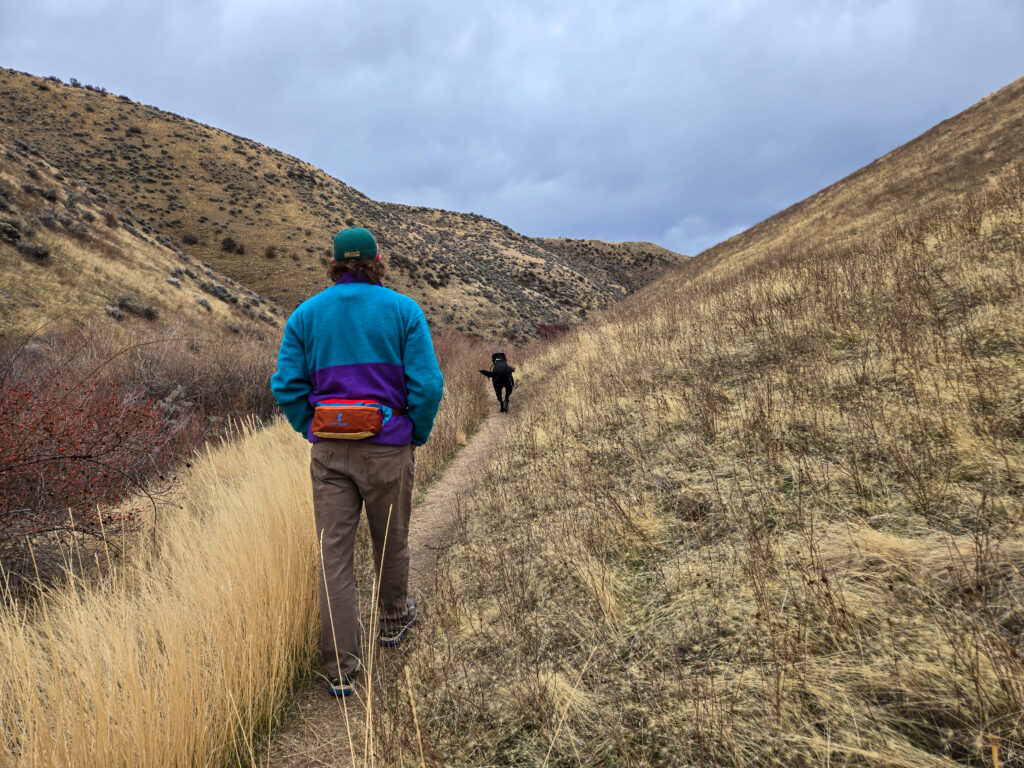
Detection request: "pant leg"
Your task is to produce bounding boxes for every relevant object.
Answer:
[349,442,415,621]
[310,441,363,677]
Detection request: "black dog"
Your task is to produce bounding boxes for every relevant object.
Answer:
[479,352,515,412]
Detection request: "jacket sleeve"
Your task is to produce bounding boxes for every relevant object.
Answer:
[270,311,315,436]
[403,307,444,446]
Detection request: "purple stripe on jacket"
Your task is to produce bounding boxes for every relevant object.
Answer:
[307,362,412,444]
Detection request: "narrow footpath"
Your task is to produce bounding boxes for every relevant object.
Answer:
[264,409,510,767]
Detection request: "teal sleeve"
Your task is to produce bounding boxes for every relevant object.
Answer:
[270,312,315,436]
[403,308,444,446]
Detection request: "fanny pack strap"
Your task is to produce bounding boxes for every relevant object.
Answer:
[318,401,407,415]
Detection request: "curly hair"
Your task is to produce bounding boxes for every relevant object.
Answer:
[327,258,387,284]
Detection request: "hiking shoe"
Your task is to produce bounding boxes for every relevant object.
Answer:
[326,669,360,697]
[379,598,418,647]
[326,660,361,697]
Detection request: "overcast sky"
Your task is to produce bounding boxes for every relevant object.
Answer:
[2,1,1022,255]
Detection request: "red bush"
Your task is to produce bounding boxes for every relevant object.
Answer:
[0,321,278,593]
[536,322,572,340]
[0,367,179,542]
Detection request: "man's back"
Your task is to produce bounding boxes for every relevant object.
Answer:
[272,275,443,446]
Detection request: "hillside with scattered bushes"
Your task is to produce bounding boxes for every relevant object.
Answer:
[0,67,684,339]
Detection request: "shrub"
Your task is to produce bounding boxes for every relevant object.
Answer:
[181,233,198,246]
[0,318,281,587]
[116,296,158,320]
[536,322,571,340]
[0,357,177,577]
[17,242,50,263]
[199,282,234,303]
[0,221,20,244]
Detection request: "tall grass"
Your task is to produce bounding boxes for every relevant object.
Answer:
[0,324,490,766]
[385,165,1024,765]
[0,420,317,766]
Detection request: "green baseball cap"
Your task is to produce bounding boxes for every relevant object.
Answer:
[333,227,379,261]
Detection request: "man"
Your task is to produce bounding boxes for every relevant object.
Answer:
[271,226,444,697]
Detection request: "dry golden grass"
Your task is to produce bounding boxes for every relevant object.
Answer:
[0,420,317,766]
[0,326,488,767]
[381,163,1024,765]
[3,63,1023,768]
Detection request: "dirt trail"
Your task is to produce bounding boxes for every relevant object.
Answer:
[264,409,510,767]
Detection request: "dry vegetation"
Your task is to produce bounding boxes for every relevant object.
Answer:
[1,421,317,767]
[371,161,1024,766]
[1,55,1021,768]
[0,325,489,766]
[0,316,282,591]
[0,68,684,339]
[691,76,1024,281]
[0,137,282,335]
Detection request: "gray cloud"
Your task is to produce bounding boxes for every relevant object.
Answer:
[2,0,1022,254]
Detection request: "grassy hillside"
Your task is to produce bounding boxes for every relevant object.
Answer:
[535,237,684,295]
[0,68,685,339]
[691,75,1024,280]
[390,152,1024,766]
[3,62,1021,768]
[340,78,1024,766]
[1,137,281,335]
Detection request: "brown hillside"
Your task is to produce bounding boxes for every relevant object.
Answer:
[0,137,281,335]
[536,237,682,294]
[690,74,1024,280]
[375,82,1024,763]
[0,68,684,338]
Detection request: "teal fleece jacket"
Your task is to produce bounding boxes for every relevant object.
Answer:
[270,276,444,445]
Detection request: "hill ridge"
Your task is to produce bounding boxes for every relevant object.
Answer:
[0,134,282,334]
[690,73,1024,279]
[0,67,685,339]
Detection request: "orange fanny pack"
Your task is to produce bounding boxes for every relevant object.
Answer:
[311,399,407,440]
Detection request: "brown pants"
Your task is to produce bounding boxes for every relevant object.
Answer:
[310,440,414,677]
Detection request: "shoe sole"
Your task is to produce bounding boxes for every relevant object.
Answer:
[379,615,418,647]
